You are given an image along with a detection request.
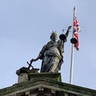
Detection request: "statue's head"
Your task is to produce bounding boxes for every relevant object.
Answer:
[50,32,58,41]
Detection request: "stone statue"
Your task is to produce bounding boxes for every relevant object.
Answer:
[29,26,71,72]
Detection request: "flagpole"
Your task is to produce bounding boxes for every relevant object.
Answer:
[69,43,74,84]
[69,7,76,84]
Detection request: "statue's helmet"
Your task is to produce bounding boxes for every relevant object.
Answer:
[50,32,58,41]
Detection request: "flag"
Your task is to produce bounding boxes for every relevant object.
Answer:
[73,16,80,50]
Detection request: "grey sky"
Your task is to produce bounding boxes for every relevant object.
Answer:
[0,0,96,90]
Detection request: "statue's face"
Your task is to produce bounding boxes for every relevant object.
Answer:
[50,32,57,41]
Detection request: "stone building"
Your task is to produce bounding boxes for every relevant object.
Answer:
[0,67,96,96]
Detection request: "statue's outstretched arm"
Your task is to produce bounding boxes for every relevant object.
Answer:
[29,44,47,64]
[30,55,40,64]
[59,26,72,42]
[65,26,72,38]
[27,53,43,69]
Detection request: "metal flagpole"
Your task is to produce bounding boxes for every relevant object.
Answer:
[69,7,76,84]
[69,42,74,84]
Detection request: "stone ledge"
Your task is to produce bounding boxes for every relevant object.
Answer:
[1,77,96,96]
[29,72,61,82]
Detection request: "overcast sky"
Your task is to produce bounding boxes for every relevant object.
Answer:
[0,0,96,90]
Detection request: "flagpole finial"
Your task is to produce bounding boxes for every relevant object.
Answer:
[73,6,76,11]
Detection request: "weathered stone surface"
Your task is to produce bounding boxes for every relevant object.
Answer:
[0,72,96,96]
[29,26,72,73]
[29,72,61,82]
[16,67,39,83]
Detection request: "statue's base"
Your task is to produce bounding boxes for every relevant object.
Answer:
[29,72,61,82]
[16,67,61,83]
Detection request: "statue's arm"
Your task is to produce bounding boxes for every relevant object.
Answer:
[59,26,72,42]
[30,56,40,63]
[30,45,47,64]
[65,26,72,38]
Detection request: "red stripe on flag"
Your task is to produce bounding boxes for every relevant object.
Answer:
[73,17,80,50]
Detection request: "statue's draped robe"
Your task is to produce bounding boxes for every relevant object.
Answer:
[39,40,64,72]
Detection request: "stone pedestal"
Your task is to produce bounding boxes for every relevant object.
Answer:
[16,67,39,83]
[29,72,61,82]
[16,67,61,83]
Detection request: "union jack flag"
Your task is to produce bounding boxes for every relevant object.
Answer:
[73,17,80,50]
